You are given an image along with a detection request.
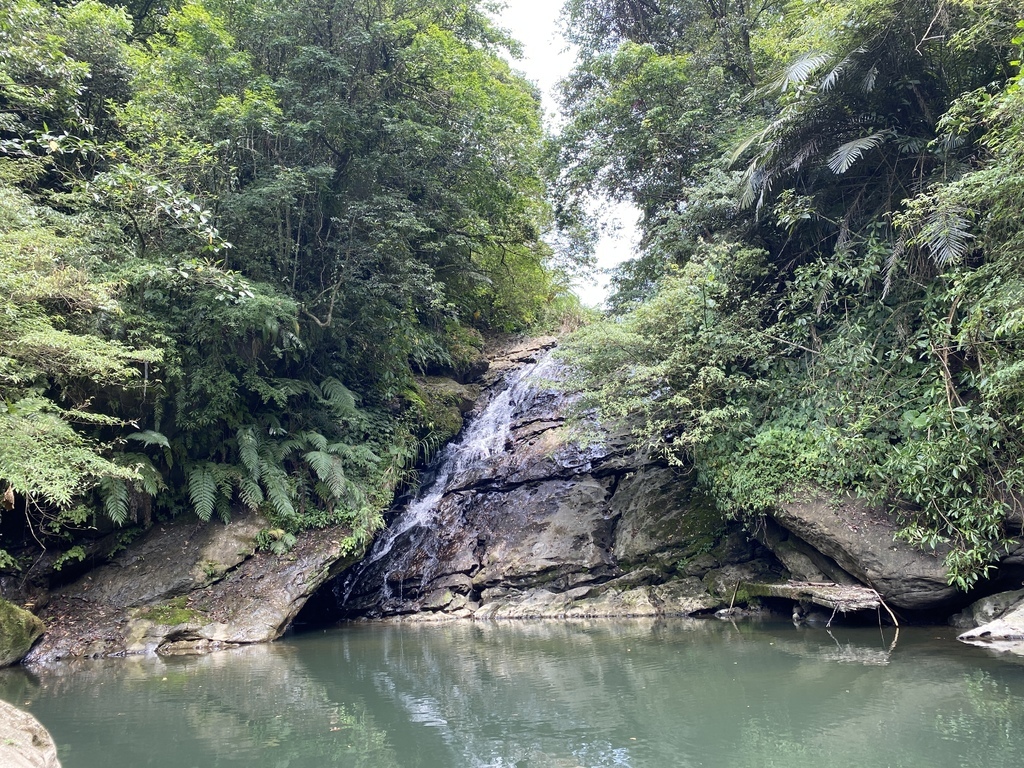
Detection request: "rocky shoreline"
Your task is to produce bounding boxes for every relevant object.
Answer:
[4,336,1024,667]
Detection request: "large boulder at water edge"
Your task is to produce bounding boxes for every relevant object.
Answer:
[0,598,45,667]
[0,699,61,767]
[761,495,959,612]
[23,512,362,664]
[956,590,1024,654]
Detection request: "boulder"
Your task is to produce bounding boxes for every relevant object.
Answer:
[766,495,958,611]
[0,699,61,767]
[24,515,362,664]
[957,595,1024,655]
[0,599,45,667]
[950,588,1024,630]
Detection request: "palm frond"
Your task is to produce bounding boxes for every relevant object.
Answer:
[820,48,865,91]
[827,130,890,174]
[922,204,974,268]
[773,53,832,92]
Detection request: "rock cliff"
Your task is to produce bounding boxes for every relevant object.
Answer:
[304,344,783,623]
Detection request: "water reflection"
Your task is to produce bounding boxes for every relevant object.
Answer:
[2,619,1024,767]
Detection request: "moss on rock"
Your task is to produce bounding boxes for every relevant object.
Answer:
[136,596,206,626]
[408,377,481,450]
[0,598,45,667]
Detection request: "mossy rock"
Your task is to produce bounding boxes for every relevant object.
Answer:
[136,596,205,626]
[0,598,45,667]
[408,377,481,446]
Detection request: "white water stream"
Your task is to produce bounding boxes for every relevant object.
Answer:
[339,354,557,607]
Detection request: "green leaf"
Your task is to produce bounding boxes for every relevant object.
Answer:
[128,430,170,449]
[187,464,219,522]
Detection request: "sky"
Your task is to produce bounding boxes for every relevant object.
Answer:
[494,0,640,308]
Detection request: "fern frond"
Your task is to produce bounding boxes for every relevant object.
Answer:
[296,430,328,452]
[120,454,165,497]
[262,466,295,520]
[127,430,170,449]
[328,441,380,469]
[100,476,130,526]
[305,450,348,500]
[320,378,358,416]
[237,425,261,477]
[236,475,264,510]
[187,463,219,522]
[827,130,890,174]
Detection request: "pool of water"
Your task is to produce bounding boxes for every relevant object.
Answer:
[2,619,1023,767]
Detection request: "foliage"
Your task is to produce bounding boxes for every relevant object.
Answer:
[0,0,568,569]
[557,0,1024,588]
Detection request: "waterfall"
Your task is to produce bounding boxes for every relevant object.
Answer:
[336,353,558,614]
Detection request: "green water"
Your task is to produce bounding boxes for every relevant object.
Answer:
[3,619,1024,767]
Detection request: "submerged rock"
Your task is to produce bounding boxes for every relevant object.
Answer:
[0,699,61,767]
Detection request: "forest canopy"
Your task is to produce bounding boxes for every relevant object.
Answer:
[6,0,1024,594]
[0,0,576,569]
[555,0,1024,588]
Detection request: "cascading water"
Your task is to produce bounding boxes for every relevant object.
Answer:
[332,352,559,616]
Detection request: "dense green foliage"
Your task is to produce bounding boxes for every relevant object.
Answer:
[556,0,1024,588]
[0,0,573,569]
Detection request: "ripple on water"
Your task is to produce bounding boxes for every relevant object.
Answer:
[3,621,1024,768]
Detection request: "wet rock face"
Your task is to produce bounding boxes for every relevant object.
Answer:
[322,349,778,621]
[23,515,361,665]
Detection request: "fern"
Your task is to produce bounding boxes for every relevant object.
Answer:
[320,377,358,416]
[187,463,219,522]
[262,466,295,520]
[127,430,170,449]
[236,474,264,510]
[827,130,891,174]
[297,430,328,452]
[305,450,348,500]
[100,476,130,525]
[922,203,974,267]
[236,425,261,477]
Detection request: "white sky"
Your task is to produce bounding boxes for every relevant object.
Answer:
[494,0,639,309]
